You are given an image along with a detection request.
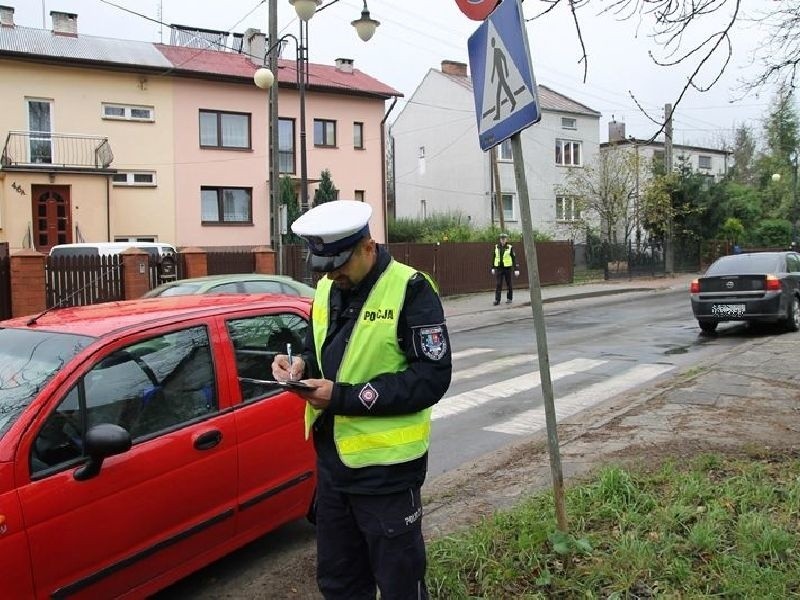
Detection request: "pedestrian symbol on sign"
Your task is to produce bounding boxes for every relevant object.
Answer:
[478,21,536,135]
[489,37,518,120]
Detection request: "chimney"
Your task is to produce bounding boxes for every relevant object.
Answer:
[335,58,354,74]
[244,28,266,66]
[51,10,78,36]
[608,119,626,143]
[441,60,467,76]
[0,5,14,27]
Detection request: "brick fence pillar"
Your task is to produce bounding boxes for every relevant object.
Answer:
[253,246,276,275]
[10,249,47,318]
[121,248,151,300]
[181,247,208,278]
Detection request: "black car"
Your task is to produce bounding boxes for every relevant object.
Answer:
[690,251,800,333]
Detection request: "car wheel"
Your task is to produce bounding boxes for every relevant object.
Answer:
[698,320,717,334]
[786,296,800,332]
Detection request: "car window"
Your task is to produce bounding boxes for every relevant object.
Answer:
[210,283,242,293]
[240,280,285,294]
[280,283,301,296]
[787,254,800,273]
[226,313,308,402]
[706,254,782,275]
[148,283,204,297]
[31,326,218,476]
[0,328,94,441]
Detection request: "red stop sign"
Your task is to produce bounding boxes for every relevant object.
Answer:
[455,0,500,20]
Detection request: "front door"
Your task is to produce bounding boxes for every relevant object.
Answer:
[31,185,71,252]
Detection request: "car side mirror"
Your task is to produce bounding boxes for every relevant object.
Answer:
[73,424,132,481]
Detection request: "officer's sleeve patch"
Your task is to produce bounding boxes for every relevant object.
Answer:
[418,325,447,361]
[359,382,379,410]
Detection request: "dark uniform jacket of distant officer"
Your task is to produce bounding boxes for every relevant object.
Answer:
[302,245,451,492]
[491,239,518,304]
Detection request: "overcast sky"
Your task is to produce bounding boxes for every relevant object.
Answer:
[11,0,781,148]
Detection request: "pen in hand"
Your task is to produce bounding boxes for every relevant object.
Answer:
[286,343,294,380]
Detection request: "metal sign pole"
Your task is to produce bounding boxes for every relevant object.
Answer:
[510,132,568,532]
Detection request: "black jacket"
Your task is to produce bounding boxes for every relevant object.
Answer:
[302,245,452,494]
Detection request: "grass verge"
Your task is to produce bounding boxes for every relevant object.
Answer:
[427,452,800,598]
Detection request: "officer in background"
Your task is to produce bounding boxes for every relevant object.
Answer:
[491,232,519,305]
[271,200,452,600]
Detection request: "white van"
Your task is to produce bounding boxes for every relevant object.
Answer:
[48,242,177,260]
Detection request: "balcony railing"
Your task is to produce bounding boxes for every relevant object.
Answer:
[1,131,114,170]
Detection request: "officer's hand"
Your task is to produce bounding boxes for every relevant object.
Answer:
[296,378,333,409]
[491,268,496,275]
[514,270,520,277]
[272,354,305,381]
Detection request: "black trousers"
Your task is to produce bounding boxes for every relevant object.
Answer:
[495,267,513,302]
[315,478,428,600]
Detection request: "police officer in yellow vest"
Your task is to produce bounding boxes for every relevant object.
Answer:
[491,232,519,305]
[271,200,452,600]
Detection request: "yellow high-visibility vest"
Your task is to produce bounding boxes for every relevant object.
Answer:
[308,260,432,468]
[494,244,513,267]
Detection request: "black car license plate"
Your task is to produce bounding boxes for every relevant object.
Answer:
[711,304,745,317]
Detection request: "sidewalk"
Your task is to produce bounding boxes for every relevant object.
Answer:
[425,274,800,537]
[443,273,696,333]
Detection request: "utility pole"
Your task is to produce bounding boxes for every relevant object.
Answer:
[268,0,282,274]
[664,103,674,274]
[491,146,505,231]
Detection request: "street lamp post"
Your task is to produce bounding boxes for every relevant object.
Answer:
[254,0,379,280]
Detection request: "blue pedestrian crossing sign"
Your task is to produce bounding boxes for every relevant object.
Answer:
[467,0,541,151]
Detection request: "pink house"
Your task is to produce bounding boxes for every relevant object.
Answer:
[0,5,401,254]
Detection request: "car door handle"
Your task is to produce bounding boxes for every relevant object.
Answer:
[194,430,222,451]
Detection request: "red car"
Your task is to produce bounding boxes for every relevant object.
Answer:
[0,294,316,599]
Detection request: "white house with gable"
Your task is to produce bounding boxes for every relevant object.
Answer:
[390,60,601,239]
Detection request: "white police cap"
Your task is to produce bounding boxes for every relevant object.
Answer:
[291,200,373,272]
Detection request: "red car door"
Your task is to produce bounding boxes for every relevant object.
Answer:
[220,309,317,541]
[15,322,239,599]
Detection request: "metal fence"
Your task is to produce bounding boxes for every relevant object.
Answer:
[0,243,10,320]
[46,255,125,308]
[207,249,256,275]
[281,241,574,297]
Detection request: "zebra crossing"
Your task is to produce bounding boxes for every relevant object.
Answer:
[440,348,674,436]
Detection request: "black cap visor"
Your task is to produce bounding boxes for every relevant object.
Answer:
[308,247,356,272]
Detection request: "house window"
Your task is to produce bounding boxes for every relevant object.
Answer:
[555,139,581,166]
[698,155,712,170]
[353,122,364,149]
[199,110,251,149]
[556,195,581,221]
[419,146,425,158]
[499,139,512,161]
[501,193,515,221]
[561,117,577,130]
[201,187,252,224]
[27,98,53,164]
[102,103,154,121]
[314,119,336,147]
[354,190,365,201]
[278,118,295,174]
[112,171,157,186]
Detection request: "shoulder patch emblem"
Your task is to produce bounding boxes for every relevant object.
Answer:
[359,382,379,410]
[420,325,447,360]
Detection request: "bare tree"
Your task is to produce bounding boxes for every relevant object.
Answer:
[527,1,800,136]
[557,143,647,243]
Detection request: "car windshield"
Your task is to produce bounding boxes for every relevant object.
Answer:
[149,283,204,297]
[0,328,94,440]
[706,254,782,276]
